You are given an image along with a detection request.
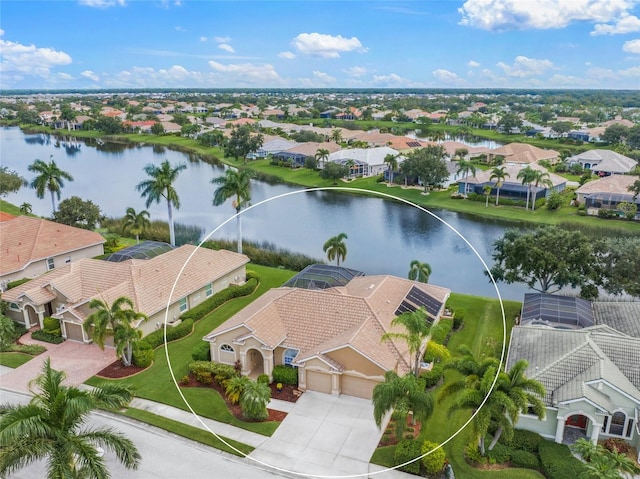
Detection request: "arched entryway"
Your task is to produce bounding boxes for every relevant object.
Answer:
[24,305,40,329]
[246,349,264,377]
[563,414,589,445]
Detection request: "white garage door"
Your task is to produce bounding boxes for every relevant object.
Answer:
[340,375,378,399]
[306,370,332,394]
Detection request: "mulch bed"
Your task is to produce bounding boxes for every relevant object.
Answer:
[96,360,147,379]
[378,415,423,446]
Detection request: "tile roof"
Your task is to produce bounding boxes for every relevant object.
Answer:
[592,302,640,338]
[575,174,637,195]
[283,142,341,157]
[569,149,637,174]
[489,143,559,164]
[328,146,401,166]
[0,216,105,277]
[459,163,566,188]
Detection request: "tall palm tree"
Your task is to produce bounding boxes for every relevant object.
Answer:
[122,207,150,243]
[372,371,433,440]
[323,232,348,266]
[330,128,343,144]
[381,307,431,378]
[136,159,186,247]
[211,168,255,254]
[28,155,74,214]
[516,166,537,210]
[84,297,148,367]
[489,166,509,206]
[456,160,477,198]
[0,359,140,478]
[529,170,553,211]
[408,260,432,284]
[19,202,32,215]
[483,185,493,207]
[384,154,398,186]
[315,148,330,169]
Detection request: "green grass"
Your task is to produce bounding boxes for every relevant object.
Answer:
[85,264,296,438]
[123,408,254,457]
[0,352,34,368]
[0,199,25,216]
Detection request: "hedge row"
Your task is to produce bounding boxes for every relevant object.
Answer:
[31,329,65,344]
[538,440,587,479]
[272,365,298,385]
[133,341,154,368]
[6,278,30,290]
[188,360,238,386]
[142,318,194,350]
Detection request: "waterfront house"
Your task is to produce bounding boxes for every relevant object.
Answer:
[487,143,559,165]
[568,150,637,176]
[327,146,401,178]
[575,175,640,217]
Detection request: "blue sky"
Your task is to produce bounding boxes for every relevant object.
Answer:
[1,0,640,90]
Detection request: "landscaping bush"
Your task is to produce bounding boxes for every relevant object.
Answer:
[452,310,465,330]
[272,365,298,385]
[31,330,65,344]
[500,429,543,453]
[42,316,61,337]
[188,360,238,386]
[420,364,443,389]
[464,441,487,466]
[132,340,154,368]
[421,440,446,476]
[6,278,30,290]
[602,437,631,454]
[394,439,422,474]
[191,342,211,361]
[179,276,258,323]
[546,192,564,210]
[7,343,46,355]
[430,319,452,344]
[538,440,586,479]
[257,374,269,385]
[143,319,194,349]
[487,442,512,464]
[510,449,540,469]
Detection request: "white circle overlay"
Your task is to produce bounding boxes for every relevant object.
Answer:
[161,186,507,479]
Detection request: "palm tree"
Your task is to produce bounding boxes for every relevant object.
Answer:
[456,160,476,198]
[483,185,492,207]
[489,167,509,206]
[315,148,330,169]
[381,307,431,378]
[84,297,148,367]
[372,371,433,440]
[572,438,640,478]
[330,128,343,144]
[516,166,537,210]
[136,159,186,247]
[529,170,553,211]
[323,232,348,266]
[225,376,250,405]
[122,207,150,243]
[28,155,74,214]
[384,154,398,186]
[408,259,432,284]
[628,178,640,200]
[19,202,32,215]
[211,168,255,254]
[0,358,140,478]
[239,380,271,421]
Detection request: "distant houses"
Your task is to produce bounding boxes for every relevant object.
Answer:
[568,149,637,176]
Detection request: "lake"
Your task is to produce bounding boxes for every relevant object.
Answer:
[3,127,530,301]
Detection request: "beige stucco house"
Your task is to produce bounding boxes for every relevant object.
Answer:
[0,216,105,287]
[2,245,249,342]
[204,275,450,399]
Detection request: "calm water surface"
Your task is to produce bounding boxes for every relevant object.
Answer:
[2,127,530,300]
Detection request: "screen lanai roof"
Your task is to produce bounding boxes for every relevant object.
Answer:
[282,264,365,290]
[104,241,174,262]
[521,293,594,328]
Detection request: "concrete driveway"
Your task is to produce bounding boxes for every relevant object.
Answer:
[249,391,390,477]
[0,333,116,393]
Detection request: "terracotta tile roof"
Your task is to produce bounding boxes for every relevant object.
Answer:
[0,217,105,277]
[283,142,341,157]
[0,212,15,222]
[489,143,559,164]
[576,174,637,195]
[460,163,566,187]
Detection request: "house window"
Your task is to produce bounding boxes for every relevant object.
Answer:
[603,411,630,437]
[220,344,234,353]
[179,297,188,313]
[283,349,298,367]
[8,302,20,311]
[205,283,213,297]
[47,257,55,271]
[65,256,71,264]
[626,420,634,438]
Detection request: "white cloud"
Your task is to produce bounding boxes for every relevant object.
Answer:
[459,0,635,30]
[57,72,73,80]
[371,73,423,87]
[345,66,367,77]
[432,68,465,84]
[591,14,640,34]
[586,67,618,80]
[208,61,281,84]
[218,43,235,53]
[0,39,72,78]
[292,32,367,58]
[618,65,640,76]
[214,36,231,43]
[200,36,208,42]
[299,70,337,87]
[78,0,126,8]
[81,70,100,82]
[467,60,480,67]
[278,51,296,59]
[105,65,206,87]
[0,29,4,36]
[174,26,186,32]
[496,56,554,77]
[623,38,640,53]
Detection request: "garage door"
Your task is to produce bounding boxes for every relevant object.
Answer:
[64,322,84,342]
[340,375,378,399]
[306,370,332,394]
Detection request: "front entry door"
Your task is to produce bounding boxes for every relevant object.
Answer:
[566,415,588,429]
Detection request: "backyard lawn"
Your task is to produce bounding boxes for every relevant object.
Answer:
[0,352,35,368]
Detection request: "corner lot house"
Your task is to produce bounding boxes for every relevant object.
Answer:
[326,146,401,178]
[575,175,640,217]
[2,245,249,341]
[568,149,637,176]
[204,275,450,399]
[0,216,105,287]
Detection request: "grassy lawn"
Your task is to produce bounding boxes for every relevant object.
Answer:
[0,199,25,216]
[85,264,295,437]
[123,408,254,457]
[0,352,35,368]
[371,294,545,478]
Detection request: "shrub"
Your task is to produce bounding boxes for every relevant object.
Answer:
[465,441,487,465]
[132,340,154,368]
[272,365,298,385]
[179,277,258,323]
[143,319,194,349]
[500,429,543,453]
[191,342,211,361]
[394,439,421,474]
[180,375,190,386]
[6,278,30,290]
[510,449,540,469]
[430,319,452,344]
[240,380,271,421]
[257,374,269,385]
[546,192,563,210]
[421,440,446,476]
[487,442,511,464]
[42,316,61,337]
[9,343,46,355]
[602,437,631,454]
[598,208,619,219]
[31,330,65,344]
[420,364,443,389]
[188,361,238,386]
[453,310,465,330]
[195,370,213,385]
[0,315,17,350]
[538,440,586,479]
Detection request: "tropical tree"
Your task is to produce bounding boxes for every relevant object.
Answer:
[401,145,449,193]
[19,202,32,215]
[489,166,509,206]
[572,438,640,478]
[0,358,140,478]
[456,160,477,198]
[84,296,148,367]
[330,128,343,144]
[136,159,186,247]
[408,260,432,284]
[323,232,348,266]
[52,196,102,230]
[628,178,640,200]
[384,154,398,186]
[381,307,431,378]
[319,162,349,184]
[211,168,255,254]
[516,166,537,210]
[372,371,433,440]
[0,166,26,197]
[239,380,271,421]
[483,185,492,207]
[453,147,469,160]
[122,207,150,243]
[225,376,250,405]
[315,148,330,169]
[529,170,553,211]
[28,156,74,214]
[224,126,263,163]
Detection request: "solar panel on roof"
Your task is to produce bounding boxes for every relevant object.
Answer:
[406,286,443,317]
[394,300,417,316]
[406,141,421,148]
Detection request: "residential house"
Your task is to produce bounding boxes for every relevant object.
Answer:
[348,130,396,147]
[272,141,341,168]
[487,143,559,166]
[2,245,249,340]
[440,141,490,159]
[0,216,105,288]
[204,274,450,399]
[249,138,299,159]
[568,150,638,176]
[327,146,401,178]
[575,175,640,217]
